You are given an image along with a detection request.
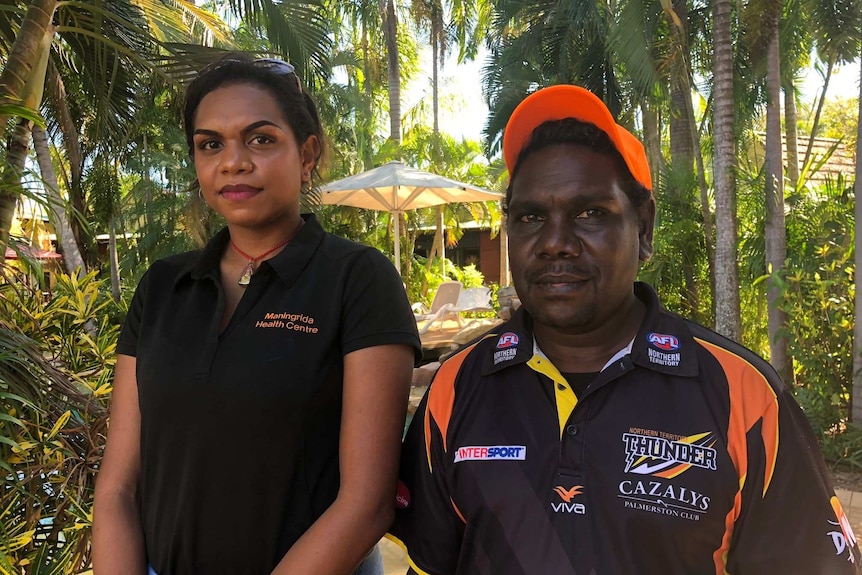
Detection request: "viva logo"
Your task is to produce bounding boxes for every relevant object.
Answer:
[551,485,586,514]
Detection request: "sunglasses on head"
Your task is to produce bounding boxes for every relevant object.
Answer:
[200,56,302,90]
[253,58,301,89]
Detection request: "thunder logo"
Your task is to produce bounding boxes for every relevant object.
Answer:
[623,431,718,478]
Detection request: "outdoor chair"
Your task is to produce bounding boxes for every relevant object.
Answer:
[453,287,493,320]
[413,281,463,335]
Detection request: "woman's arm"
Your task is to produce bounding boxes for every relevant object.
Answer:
[272,343,414,575]
[93,354,147,574]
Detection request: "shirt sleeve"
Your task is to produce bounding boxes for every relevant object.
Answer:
[388,388,465,575]
[728,385,861,574]
[339,248,422,362]
[116,268,151,357]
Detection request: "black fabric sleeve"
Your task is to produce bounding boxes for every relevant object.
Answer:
[339,248,421,362]
[116,268,151,357]
[728,386,861,574]
[388,391,465,575]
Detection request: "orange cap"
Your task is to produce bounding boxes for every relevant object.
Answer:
[502,85,652,192]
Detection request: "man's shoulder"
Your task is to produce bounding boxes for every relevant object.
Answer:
[674,312,786,392]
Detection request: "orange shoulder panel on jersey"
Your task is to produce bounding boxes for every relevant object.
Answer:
[424,336,494,472]
[697,338,779,575]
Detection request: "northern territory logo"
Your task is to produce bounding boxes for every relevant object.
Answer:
[551,485,586,514]
[494,332,520,364]
[647,332,680,367]
[623,431,717,478]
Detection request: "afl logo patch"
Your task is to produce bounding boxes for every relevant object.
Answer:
[648,332,680,351]
[497,332,520,349]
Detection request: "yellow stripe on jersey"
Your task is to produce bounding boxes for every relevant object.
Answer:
[383,533,437,575]
[527,354,578,438]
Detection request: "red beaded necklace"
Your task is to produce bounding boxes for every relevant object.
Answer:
[230,220,304,286]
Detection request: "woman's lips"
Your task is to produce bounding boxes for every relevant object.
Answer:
[219,184,261,200]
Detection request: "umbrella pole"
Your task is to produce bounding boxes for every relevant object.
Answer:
[393,211,401,276]
[437,206,446,279]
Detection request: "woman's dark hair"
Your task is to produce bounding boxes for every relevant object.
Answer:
[504,118,651,215]
[183,53,326,181]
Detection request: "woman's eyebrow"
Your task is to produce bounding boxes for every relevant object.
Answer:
[193,120,282,138]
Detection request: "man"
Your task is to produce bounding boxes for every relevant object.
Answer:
[387,84,860,574]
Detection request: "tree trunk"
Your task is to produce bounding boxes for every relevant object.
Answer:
[383,0,401,145]
[764,16,791,384]
[852,53,862,425]
[803,58,833,168]
[47,63,82,188]
[686,84,715,308]
[641,102,662,191]
[431,14,440,135]
[0,119,34,261]
[499,222,510,287]
[784,79,800,188]
[108,213,120,301]
[669,0,693,175]
[0,0,57,129]
[361,22,375,170]
[712,0,742,339]
[0,5,58,262]
[32,125,86,276]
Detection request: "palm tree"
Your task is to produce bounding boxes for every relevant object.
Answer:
[712,0,742,339]
[852,43,862,425]
[804,0,861,166]
[0,0,332,265]
[326,0,390,171]
[384,0,402,144]
[32,124,86,276]
[763,0,792,382]
[0,0,229,265]
[481,0,626,155]
[409,0,490,280]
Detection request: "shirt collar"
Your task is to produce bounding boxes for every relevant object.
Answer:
[629,282,699,376]
[482,282,699,377]
[173,213,325,290]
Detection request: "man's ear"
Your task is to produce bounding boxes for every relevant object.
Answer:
[639,196,656,262]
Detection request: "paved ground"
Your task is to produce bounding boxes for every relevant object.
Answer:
[836,488,862,538]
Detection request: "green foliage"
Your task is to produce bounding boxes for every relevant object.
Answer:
[641,166,712,326]
[815,96,860,154]
[448,263,485,289]
[0,273,122,574]
[776,176,855,444]
[821,425,862,471]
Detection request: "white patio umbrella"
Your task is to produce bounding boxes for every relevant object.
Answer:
[319,161,503,275]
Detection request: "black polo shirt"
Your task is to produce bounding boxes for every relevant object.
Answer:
[117,214,421,574]
[389,282,860,575]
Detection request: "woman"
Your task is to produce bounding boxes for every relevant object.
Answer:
[93,53,421,574]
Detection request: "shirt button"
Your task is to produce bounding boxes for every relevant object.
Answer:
[566,424,578,436]
[557,383,567,391]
